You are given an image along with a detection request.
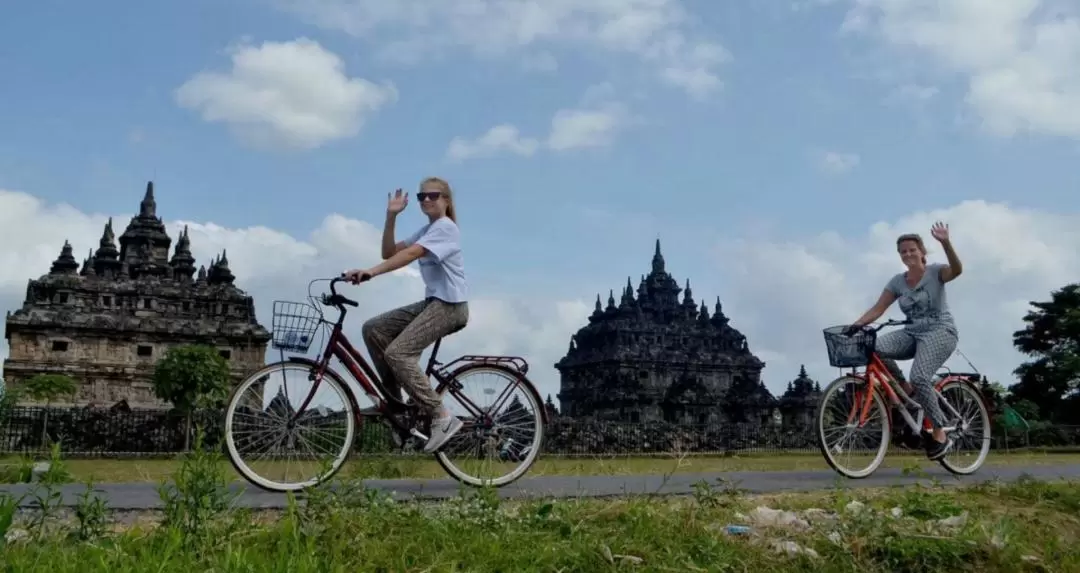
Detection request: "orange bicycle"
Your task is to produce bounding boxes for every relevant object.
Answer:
[817,319,992,478]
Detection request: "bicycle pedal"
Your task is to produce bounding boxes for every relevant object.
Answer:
[409,427,430,442]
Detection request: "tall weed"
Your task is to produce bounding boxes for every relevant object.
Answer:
[156,427,237,543]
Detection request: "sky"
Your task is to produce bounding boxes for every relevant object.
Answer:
[2,0,1080,405]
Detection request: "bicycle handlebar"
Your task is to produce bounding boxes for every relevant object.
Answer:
[321,276,359,308]
[859,318,912,333]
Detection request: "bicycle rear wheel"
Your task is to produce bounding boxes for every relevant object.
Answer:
[434,364,544,487]
[223,361,356,492]
[816,375,891,478]
[937,379,992,475]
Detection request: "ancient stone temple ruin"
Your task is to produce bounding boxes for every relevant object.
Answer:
[778,365,822,428]
[2,182,271,409]
[555,240,778,425]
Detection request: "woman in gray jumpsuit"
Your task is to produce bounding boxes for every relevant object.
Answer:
[846,222,964,460]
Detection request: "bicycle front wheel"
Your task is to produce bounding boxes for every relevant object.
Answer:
[224,361,356,492]
[816,375,891,478]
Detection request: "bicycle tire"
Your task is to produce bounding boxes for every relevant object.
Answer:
[435,363,545,488]
[937,378,992,475]
[816,375,891,479]
[223,361,357,493]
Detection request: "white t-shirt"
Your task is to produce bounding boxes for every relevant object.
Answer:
[403,216,468,303]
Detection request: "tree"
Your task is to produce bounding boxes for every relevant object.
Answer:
[1009,283,1080,422]
[152,345,231,450]
[21,373,77,446]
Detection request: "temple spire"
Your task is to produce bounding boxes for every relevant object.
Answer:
[49,240,79,275]
[682,279,694,306]
[140,181,156,218]
[118,181,171,276]
[651,238,665,273]
[170,225,196,280]
[79,249,94,276]
[620,276,635,307]
[207,249,235,285]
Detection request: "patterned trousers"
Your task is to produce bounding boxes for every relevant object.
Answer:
[361,298,469,415]
[874,327,957,427]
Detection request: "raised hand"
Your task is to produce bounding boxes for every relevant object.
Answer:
[387,188,408,215]
[930,221,950,243]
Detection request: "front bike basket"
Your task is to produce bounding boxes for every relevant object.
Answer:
[822,326,876,368]
[271,301,323,353]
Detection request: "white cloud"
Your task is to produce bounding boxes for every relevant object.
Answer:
[817,150,861,174]
[841,0,1080,139]
[713,199,1080,392]
[176,38,398,150]
[0,188,584,403]
[446,125,541,162]
[547,103,630,151]
[277,0,729,98]
[445,102,630,161]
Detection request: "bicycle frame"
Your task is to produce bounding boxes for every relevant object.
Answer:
[849,352,968,436]
[285,279,543,436]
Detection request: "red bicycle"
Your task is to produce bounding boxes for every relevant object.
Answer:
[817,319,992,479]
[223,276,548,492]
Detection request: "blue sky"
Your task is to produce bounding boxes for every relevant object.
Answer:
[2,0,1079,401]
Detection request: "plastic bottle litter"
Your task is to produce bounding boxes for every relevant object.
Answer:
[724,525,752,535]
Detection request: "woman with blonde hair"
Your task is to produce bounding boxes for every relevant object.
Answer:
[344,177,468,453]
[845,222,964,461]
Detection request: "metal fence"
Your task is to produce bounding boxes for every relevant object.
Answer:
[1,406,1078,457]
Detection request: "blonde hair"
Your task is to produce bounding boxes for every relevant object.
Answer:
[420,176,456,223]
[896,233,927,264]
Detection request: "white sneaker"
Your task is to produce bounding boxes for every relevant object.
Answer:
[423,415,464,453]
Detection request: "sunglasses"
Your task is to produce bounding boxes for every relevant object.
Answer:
[416,192,444,202]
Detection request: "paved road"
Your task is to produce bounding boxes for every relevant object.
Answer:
[2,464,1078,510]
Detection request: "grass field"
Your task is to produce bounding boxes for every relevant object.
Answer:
[3,450,1079,484]
[2,457,1078,571]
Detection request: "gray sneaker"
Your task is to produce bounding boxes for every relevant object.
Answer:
[423,415,464,453]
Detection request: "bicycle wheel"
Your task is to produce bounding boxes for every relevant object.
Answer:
[224,361,356,492]
[816,375,891,479]
[434,364,544,487]
[937,379,992,475]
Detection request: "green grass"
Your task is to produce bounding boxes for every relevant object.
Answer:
[3,466,1079,571]
[2,450,1079,484]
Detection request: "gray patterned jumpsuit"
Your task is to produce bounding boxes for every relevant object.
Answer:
[875,262,958,427]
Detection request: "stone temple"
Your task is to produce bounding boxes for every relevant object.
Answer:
[2,182,271,409]
[555,241,781,425]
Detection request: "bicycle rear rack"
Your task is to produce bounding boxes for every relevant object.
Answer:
[435,355,530,377]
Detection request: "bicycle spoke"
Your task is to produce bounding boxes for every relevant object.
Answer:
[817,376,890,478]
[937,382,991,473]
[225,363,355,491]
[435,366,543,487]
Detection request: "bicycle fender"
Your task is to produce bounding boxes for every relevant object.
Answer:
[447,362,550,425]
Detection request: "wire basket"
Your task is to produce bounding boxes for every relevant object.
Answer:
[822,326,876,368]
[271,301,324,353]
